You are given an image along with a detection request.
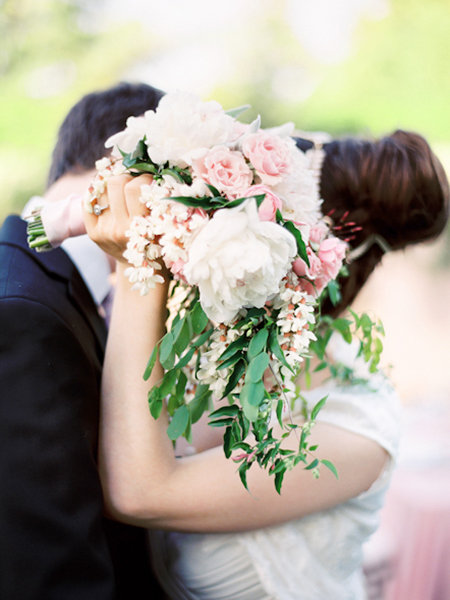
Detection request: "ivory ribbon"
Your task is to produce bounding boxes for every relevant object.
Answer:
[41,193,86,247]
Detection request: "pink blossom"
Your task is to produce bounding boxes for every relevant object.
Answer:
[299,276,329,297]
[292,248,322,279]
[309,222,329,245]
[318,237,347,280]
[245,184,282,222]
[169,258,187,282]
[241,132,292,185]
[193,145,253,199]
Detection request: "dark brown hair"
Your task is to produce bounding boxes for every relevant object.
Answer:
[47,82,164,187]
[296,131,449,316]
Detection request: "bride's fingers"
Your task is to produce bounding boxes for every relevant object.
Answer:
[85,174,133,260]
[123,175,153,218]
[106,174,134,223]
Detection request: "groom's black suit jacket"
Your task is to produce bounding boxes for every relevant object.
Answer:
[0,216,164,600]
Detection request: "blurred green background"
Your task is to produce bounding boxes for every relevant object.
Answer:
[1,0,449,400]
[1,0,449,218]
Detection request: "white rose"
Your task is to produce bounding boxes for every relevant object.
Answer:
[104,115,147,159]
[184,199,297,323]
[143,91,235,167]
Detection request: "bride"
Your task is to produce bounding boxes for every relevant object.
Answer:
[85,129,448,599]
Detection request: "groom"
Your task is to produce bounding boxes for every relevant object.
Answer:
[0,83,166,599]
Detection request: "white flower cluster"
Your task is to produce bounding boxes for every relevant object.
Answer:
[84,157,126,214]
[273,274,316,370]
[196,323,244,398]
[123,178,209,294]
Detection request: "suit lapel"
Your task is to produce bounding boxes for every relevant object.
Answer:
[1,215,107,352]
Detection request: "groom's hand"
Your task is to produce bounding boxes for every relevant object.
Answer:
[85,174,152,262]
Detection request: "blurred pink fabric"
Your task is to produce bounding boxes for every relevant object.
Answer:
[363,401,450,600]
[382,467,450,600]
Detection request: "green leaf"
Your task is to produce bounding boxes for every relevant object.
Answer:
[159,332,175,370]
[217,352,243,371]
[276,399,284,427]
[247,352,269,383]
[274,468,285,495]
[208,417,235,427]
[218,336,248,362]
[360,313,374,334]
[190,303,209,335]
[222,359,247,398]
[167,405,190,440]
[327,280,341,307]
[226,193,266,209]
[130,161,158,174]
[247,328,269,360]
[238,462,249,490]
[188,384,211,423]
[209,405,240,418]
[205,183,222,198]
[305,458,319,470]
[175,370,188,401]
[283,220,309,266]
[167,195,216,209]
[193,328,215,348]
[332,318,352,344]
[173,317,191,356]
[158,369,178,398]
[225,104,251,118]
[174,346,196,369]
[240,380,265,408]
[223,426,233,458]
[275,208,284,223]
[238,411,250,439]
[143,345,158,381]
[148,387,163,419]
[160,167,186,183]
[240,389,259,421]
[268,328,294,373]
[311,395,328,420]
[321,459,339,479]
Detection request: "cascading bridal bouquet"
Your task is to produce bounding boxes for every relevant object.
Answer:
[27,91,384,492]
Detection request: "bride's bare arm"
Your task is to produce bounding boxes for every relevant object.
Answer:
[88,175,388,533]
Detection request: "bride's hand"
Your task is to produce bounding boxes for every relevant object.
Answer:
[84,174,153,263]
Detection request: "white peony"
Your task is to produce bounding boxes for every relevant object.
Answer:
[104,115,147,159]
[143,91,235,167]
[184,199,297,323]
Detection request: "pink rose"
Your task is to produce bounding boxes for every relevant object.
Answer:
[299,275,329,297]
[193,146,253,199]
[241,132,292,185]
[245,184,282,222]
[309,222,329,245]
[292,247,322,279]
[318,237,347,280]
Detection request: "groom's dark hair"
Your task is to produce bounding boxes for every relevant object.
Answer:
[47,81,164,187]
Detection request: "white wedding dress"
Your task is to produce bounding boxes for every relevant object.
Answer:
[149,345,401,600]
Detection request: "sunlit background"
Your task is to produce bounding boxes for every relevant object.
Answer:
[2,1,450,597]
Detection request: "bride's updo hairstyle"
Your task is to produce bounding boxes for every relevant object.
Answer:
[297,131,449,317]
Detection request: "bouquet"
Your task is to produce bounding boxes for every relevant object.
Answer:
[27,91,384,491]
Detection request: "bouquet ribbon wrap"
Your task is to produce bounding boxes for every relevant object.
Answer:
[27,194,86,251]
